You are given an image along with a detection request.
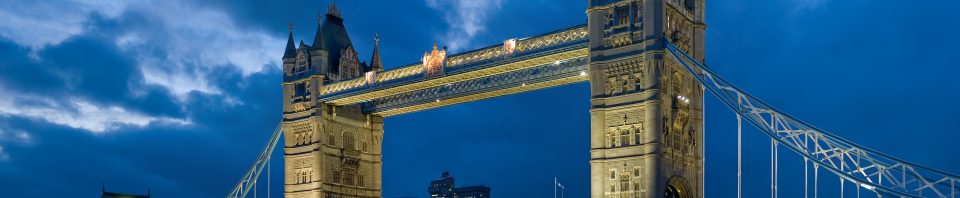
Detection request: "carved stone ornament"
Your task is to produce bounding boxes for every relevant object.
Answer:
[422,43,446,76]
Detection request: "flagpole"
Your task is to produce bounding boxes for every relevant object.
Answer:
[554,177,557,198]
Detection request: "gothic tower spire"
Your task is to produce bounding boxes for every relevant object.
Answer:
[370,33,382,72]
[327,0,341,19]
[312,15,324,48]
[283,20,296,59]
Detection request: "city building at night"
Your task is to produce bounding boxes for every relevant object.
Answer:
[428,172,490,198]
[101,185,150,198]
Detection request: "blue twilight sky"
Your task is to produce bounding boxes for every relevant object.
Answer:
[0,0,958,197]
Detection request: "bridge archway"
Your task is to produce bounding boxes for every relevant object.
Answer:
[665,176,691,198]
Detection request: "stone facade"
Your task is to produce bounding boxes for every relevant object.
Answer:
[587,0,705,197]
[281,3,384,198]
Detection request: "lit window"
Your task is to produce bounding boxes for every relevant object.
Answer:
[617,7,629,26]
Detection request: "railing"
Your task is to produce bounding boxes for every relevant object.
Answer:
[666,40,959,198]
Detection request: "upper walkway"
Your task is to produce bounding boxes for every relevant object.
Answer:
[316,24,590,116]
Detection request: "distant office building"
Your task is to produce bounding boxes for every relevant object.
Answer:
[101,184,150,198]
[428,172,490,198]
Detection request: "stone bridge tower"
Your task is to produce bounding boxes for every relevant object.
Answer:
[586,0,705,197]
[281,3,384,198]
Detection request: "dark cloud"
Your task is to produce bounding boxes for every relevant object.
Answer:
[0,0,958,197]
[0,40,69,95]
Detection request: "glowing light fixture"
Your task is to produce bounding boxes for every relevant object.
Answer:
[503,39,517,54]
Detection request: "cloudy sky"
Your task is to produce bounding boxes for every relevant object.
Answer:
[0,0,958,197]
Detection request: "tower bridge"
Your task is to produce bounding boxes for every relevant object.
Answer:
[226,1,959,198]
[319,25,589,116]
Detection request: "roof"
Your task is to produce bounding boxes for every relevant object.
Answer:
[370,34,382,71]
[283,24,297,58]
[312,16,325,49]
[320,12,354,73]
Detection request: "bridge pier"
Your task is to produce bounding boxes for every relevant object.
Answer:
[280,4,386,196]
[281,96,385,198]
[587,0,705,197]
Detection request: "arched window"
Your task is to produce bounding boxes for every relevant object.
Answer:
[332,169,341,183]
[616,6,629,26]
[633,182,642,198]
[295,52,306,73]
[610,130,619,148]
[672,72,683,95]
[328,133,337,146]
[634,124,643,145]
[293,171,301,183]
[343,131,356,150]
[308,169,313,183]
[620,174,631,197]
[607,132,614,148]
[359,173,365,187]
[634,71,644,90]
[302,169,308,183]
[620,128,630,146]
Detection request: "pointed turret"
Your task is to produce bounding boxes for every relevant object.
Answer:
[319,1,353,74]
[312,15,324,48]
[282,20,297,78]
[283,20,297,59]
[370,33,383,72]
[327,0,341,19]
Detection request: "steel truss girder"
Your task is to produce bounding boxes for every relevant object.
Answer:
[317,27,588,105]
[226,123,283,198]
[364,57,588,116]
[665,41,959,198]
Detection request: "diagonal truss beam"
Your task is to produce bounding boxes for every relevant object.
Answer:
[226,123,284,198]
[665,41,959,198]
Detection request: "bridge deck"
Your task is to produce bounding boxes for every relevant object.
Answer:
[317,24,590,116]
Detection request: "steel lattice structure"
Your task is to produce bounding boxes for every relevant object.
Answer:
[226,124,283,198]
[665,41,959,198]
[365,57,587,115]
[316,25,589,114]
